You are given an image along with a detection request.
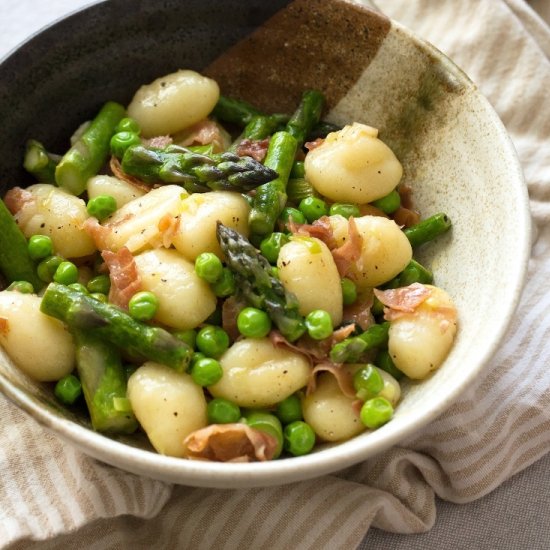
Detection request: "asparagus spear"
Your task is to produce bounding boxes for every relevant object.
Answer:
[307,120,342,141]
[216,223,306,342]
[403,213,452,247]
[23,140,61,184]
[55,101,126,195]
[384,259,434,289]
[248,131,298,236]
[74,329,138,434]
[121,145,278,193]
[285,90,325,148]
[329,322,390,364]
[212,95,263,127]
[40,283,193,372]
[0,198,42,291]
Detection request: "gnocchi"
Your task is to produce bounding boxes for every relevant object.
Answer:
[87,175,147,209]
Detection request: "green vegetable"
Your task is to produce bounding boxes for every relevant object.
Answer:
[286,178,315,203]
[403,213,452,247]
[55,101,126,195]
[285,90,325,148]
[259,232,289,264]
[211,268,236,297]
[40,283,192,372]
[237,307,272,338]
[329,203,361,219]
[283,420,316,456]
[23,140,61,184]
[73,329,138,433]
[217,223,306,342]
[115,117,141,134]
[212,95,263,127]
[90,292,108,303]
[191,357,223,386]
[0,198,43,291]
[121,145,278,193]
[392,259,434,287]
[37,255,63,283]
[68,283,89,294]
[371,189,401,214]
[248,131,298,236]
[110,131,142,159]
[330,321,390,363]
[275,393,303,424]
[341,278,357,306]
[172,328,197,350]
[279,206,306,226]
[207,397,241,424]
[194,252,223,283]
[305,310,333,340]
[6,281,34,294]
[353,364,384,400]
[86,274,111,295]
[53,261,79,285]
[299,196,328,223]
[231,113,289,148]
[243,411,283,459]
[128,291,159,322]
[375,350,404,381]
[54,373,82,405]
[27,234,53,261]
[306,120,341,141]
[87,195,118,220]
[359,396,393,429]
[290,161,305,179]
[195,325,230,358]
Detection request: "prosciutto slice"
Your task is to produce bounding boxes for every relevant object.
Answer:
[101,247,142,309]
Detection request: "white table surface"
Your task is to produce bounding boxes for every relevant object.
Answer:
[0,1,549,549]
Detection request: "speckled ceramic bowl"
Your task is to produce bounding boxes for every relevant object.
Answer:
[0,0,530,488]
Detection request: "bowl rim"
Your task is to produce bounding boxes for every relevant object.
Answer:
[0,1,532,488]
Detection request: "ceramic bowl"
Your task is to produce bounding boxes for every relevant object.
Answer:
[0,0,530,488]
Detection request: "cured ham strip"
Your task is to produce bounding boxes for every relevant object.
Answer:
[144,135,173,149]
[4,187,34,215]
[177,119,229,153]
[330,216,363,278]
[235,138,270,162]
[157,213,179,249]
[306,362,356,399]
[374,283,431,321]
[342,292,375,331]
[183,423,278,462]
[109,156,152,191]
[288,216,336,249]
[222,296,246,342]
[101,247,142,309]
[304,137,324,151]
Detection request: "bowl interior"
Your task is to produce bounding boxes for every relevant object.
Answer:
[0,0,531,488]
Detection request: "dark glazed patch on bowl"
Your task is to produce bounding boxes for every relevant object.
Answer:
[204,0,391,113]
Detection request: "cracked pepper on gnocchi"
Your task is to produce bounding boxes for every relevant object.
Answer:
[0,69,457,462]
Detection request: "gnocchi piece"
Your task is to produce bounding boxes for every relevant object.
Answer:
[0,291,75,381]
[127,362,208,457]
[277,237,343,326]
[95,185,186,253]
[302,372,365,442]
[304,123,402,204]
[329,214,412,289]
[388,285,458,379]
[134,248,217,330]
[209,338,311,408]
[12,183,96,258]
[127,69,220,137]
[87,175,147,209]
[171,191,250,261]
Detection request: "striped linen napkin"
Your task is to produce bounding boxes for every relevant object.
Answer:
[2,0,550,548]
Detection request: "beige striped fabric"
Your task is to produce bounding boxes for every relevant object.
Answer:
[2,0,550,548]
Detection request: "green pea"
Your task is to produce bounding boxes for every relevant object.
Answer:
[37,255,63,283]
[275,393,302,424]
[290,160,305,179]
[27,234,53,260]
[87,274,111,295]
[305,309,333,340]
[353,364,384,400]
[270,266,279,279]
[371,189,401,214]
[375,350,404,381]
[194,252,223,283]
[237,307,272,338]
[128,291,159,321]
[329,203,361,219]
[110,131,142,159]
[196,325,230,358]
[244,411,283,459]
[360,396,393,429]
[191,357,223,386]
[279,207,306,226]
[298,196,328,223]
[207,398,241,424]
[7,280,34,294]
[341,278,357,306]
[115,117,141,134]
[54,374,82,405]
[283,420,316,456]
[87,195,117,221]
[53,261,79,285]
[211,268,236,298]
[173,329,197,350]
[260,232,289,264]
